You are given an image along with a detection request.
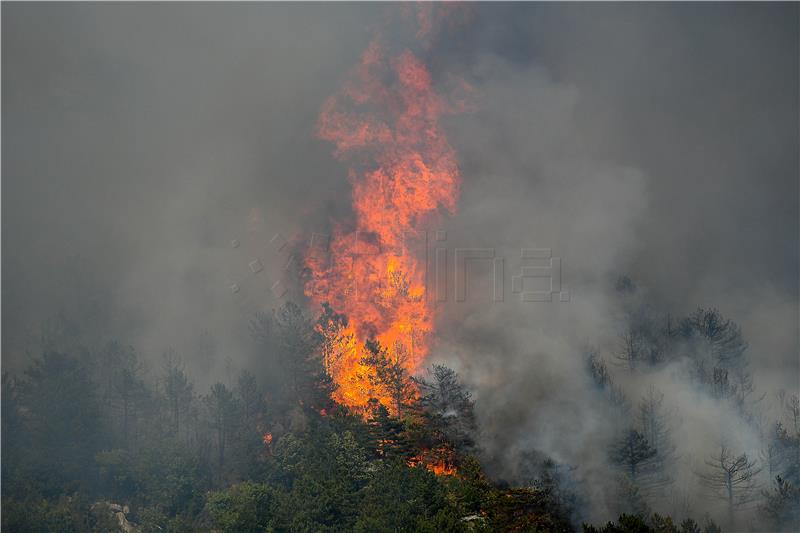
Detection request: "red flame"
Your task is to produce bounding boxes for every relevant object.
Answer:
[262,433,273,446]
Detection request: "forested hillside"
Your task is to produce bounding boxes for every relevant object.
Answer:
[3,292,798,532]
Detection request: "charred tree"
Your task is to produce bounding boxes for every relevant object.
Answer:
[698,445,762,526]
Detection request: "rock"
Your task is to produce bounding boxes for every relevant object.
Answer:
[92,501,138,532]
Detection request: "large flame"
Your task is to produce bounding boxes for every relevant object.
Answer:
[305,35,464,411]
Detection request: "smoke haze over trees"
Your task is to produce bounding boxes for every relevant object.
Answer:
[3,3,798,532]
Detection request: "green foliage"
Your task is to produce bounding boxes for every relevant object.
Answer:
[162,353,194,436]
[584,514,652,533]
[353,461,463,533]
[367,400,414,461]
[274,302,334,411]
[280,473,357,531]
[95,444,211,516]
[204,382,240,477]
[583,514,722,533]
[446,455,494,514]
[484,487,573,532]
[11,351,108,498]
[206,481,281,532]
[413,364,477,453]
[3,300,750,532]
[1,494,119,532]
[330,430,371,485]
[137,506,196,533]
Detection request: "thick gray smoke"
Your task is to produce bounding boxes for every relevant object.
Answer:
[426,4,799,527]
[3,3,797,528]
[3,3,380,381]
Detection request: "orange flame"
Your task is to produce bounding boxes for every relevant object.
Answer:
[427,461,457,476]
[408,447,458,476]
[262,433,273,446]
[306,35,465,411]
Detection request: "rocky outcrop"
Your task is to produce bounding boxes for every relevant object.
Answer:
[91,501,137,532]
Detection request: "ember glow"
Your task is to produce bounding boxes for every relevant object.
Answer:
[305,37,464,411]
[408,446,458,476]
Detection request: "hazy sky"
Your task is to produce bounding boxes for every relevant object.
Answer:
[3,2,797,397]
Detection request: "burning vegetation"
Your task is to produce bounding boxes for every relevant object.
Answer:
[3,3,798,533]
[305,27,467,413]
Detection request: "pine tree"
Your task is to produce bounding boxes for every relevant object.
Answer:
[637,388,677,492]
[679,308,749,400]
[759,476,800,531]
[274,302,334,410]
[679,308,748,367]
[611,429,658,481]
[162,351,194,438]
[316,302,353,374]
[19,351,108,489]
[413,364,477,453]
[768,422,800,485]
[108,344,148,446]
[204,383,240,480]
[367,400,413,461]
[361,339,414,417]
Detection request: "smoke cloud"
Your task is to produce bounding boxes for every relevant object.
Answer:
[3,3,797,527]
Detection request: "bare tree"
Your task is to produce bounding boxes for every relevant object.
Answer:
[614,329,644,371]
[698,445,762,526]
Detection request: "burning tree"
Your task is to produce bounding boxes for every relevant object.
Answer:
[362,339,416,417]
[304,29,468,412]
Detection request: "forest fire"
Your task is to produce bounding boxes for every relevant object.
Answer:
[408,447,458,476]
[6,4,794,532]
[305,32,465,412]
[427,461,457,477]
